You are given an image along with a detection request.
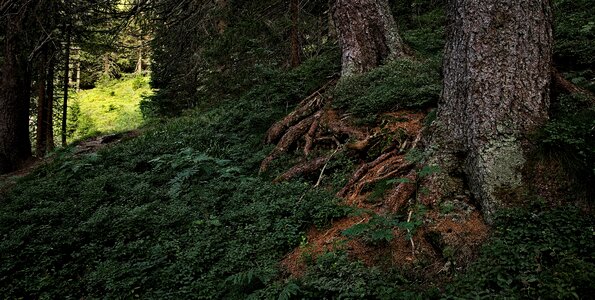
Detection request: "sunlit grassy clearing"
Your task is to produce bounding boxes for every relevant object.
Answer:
[70,75,152,141]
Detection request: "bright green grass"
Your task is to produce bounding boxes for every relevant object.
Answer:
[70,75,152,140]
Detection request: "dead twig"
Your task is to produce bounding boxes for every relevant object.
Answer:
[314,148,341,188]
[407,210,416,255]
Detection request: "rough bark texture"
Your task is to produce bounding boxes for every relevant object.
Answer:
[0,5,33,174]
[332,0,405,76]
[433,0,553,220]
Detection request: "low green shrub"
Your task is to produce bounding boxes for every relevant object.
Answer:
[538,94,595,198]
[0,61,348,298]
[445,206,594,299]
[333,58,441,123]
[402,8,445,57]
[254,251,433,300]
[254,206,594,299]
[553,0,595,69]
[5,46,415,297]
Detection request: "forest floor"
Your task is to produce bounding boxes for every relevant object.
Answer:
[0,68,592,299]
[0,130,141,198]
[264,102,491,281]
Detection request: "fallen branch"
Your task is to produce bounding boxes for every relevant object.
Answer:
[406,210,416,255]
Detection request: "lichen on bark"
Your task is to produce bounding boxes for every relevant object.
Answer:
[429,0,553,222]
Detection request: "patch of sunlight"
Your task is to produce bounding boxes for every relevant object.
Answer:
[69,74,153,142]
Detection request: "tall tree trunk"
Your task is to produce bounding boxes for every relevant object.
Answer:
[62,26,71,147]
[332,0,406,76]
[45,54,55,152]
[289,0,301,68]
[432,0,553,220]
[76,56,81,92]
[0,8,33,174]
[36,47,49,157]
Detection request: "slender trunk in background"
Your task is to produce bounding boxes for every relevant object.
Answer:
[431,0,553,221]
[46,54,55,152]
[76,52,81,92]
[62,26,71,147]
[135,48,143,74]
[103,53,110,76]
[290,0,301,68]
[332,0,406,76]
[0,8,33,173]
[36,47,49,157]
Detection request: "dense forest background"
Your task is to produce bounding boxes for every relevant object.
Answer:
[0,0,593,298]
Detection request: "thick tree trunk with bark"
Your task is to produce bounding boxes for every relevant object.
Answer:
[432,0,553,220]
[0,8,33,174]
[332,0,405,76]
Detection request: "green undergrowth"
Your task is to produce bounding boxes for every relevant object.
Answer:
[333,58,441,124]
[401,8,445,57]
[538,93,595,198]
[248,206,593,299]
[68,75,152,141]
[0,58,347,299]
[2,3,594,297]
[445,206,594,299]
[553,0,595,67]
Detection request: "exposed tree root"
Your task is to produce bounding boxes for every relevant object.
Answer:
[274,156,328,183]
[385,170,417,213]
[552,68,595,103]
[303,112,322,156]
[270,104,489,281]
[260,113,318,173]
[265,79,337,144]
[337,149,398,198]
[260,79,369,174]
[338,131,422,202]
[323,109,368,140]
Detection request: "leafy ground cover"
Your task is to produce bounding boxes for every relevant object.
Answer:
[0,57,349,299]
[1,1,593,298]
[2,55,593,299]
